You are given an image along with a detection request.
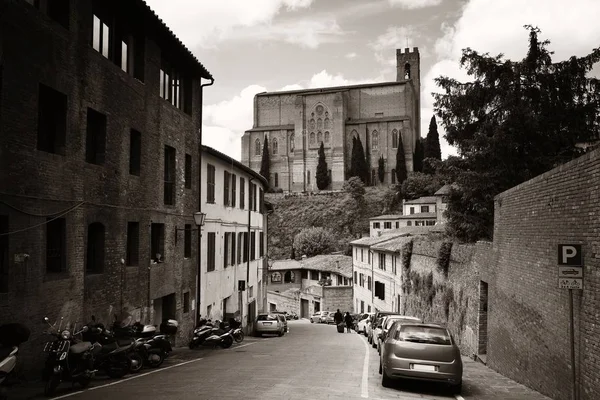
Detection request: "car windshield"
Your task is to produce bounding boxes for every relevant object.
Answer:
[257,315,277,321]
[398,325,451,345]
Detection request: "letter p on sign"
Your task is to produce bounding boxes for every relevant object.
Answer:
[558,244,583,266]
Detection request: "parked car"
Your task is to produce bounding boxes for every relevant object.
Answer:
[380,322,463,394]
[368,311,400,344]
[323,312,336,324]
[270,311,289,332]
[309,311,328,324]
[255,313,286,337]
[376,315,421,353]
[356,313,374,335]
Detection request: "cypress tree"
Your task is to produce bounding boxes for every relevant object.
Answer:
[355,136,369,185]
[316,142,329,190]
[378,155,385,183]
[364,134,371,185]
[259,136,270,186]
[395,134,407,184]
[413,137,425,172]
[349,137,359,179]
[424,116,442,160]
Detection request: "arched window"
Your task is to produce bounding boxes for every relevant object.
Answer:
[372,130,379,150]
[392,129,398,148]
[284,271,295,283]
[404,63,411,79]
[310,119,316,130]
[272,138,278,155]
[274,173,279,187]
[310,132,316,144]
[317,118,323,130]
[86,222,105,274]
[351,129,358,140]
[255,138,261,155]
[324,131,330,143]
[317,131,323,143]
[289,133,295,152]
[324,118,331,129]
[391,169,396,184]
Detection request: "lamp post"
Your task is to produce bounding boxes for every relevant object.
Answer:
[193,211,206,328]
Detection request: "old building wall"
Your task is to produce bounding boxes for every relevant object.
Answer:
[323,286,354,313]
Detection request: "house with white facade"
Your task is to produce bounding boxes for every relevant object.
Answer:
[200,145,269,333]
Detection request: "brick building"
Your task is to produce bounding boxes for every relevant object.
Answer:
[0,0,212,369]
[241,48,421,192]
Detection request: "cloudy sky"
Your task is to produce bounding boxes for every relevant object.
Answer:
[144,0,600,161]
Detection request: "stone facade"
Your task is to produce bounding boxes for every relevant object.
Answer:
[0,0,211,373]
[241,48,421,192]
[322,286,354,314]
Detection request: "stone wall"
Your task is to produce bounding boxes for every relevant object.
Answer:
[323,286,353,313]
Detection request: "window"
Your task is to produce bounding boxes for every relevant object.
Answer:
[151,223,165,263]
[274,173,279,188]
[85,108,106,165]
[359,273,364,287]
[289,133,295,152]
[284,271,295,283]
[310,270,319,280]
[237,232,243,265]
[231,233,236,266]
[185,154,192,189]
[121,40,128,72]
[243,232,249,262]
[272,138,278,155]
[184,224,192,258]
[407,221,412,226]
[361,301,364,313]
[0,216,7,293]
[421,206,430,213]
[307,171,311,185]
[159,63,192,114]
[126,222,139,266]
[384,222,391,229]
[255,139,261,156]
[45,218,66,273]
[396,222,399,229]
[367,276,372,291]
[224,232,230,268]
[392,129,398,148]
[92,14,110,59]
[354,271,357,284]
[361,249,364,262]
[206,164,215,203]
[379,253,386,271]
[86,222,105,274]
[164,146,176,205]
[310,132,315,144]
[410,207,415,215]
[26,0,70,29]
[231,174,237,207]
[317,118,323,130]
[302,270,308,279]
[426,220,436,226]
[250,183,257,211]
[207,232,215,272]
[224,171,230,206]
[373,222,380,229]
[37,84,67,155]
[183,292,190,313]
[317,131,323,143]
[375,281,386,300]
[324,118,331,129]
[129,130,141,176]
[259,232,264,257]
[251,232,256,260]
[240,177,245,209]
[372,130,379,150]
[259,188,264,214]
[324,131,330,143]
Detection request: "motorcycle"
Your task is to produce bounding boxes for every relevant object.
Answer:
[227,319,244,344]
[41,317,97,397]
[112,319,172,369]
[0,323,30,400]
[188,320,234,349]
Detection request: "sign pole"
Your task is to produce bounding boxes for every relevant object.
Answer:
[568,288,577,400]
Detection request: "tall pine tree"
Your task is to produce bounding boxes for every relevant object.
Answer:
[424,116,442,160]
[316,142,329,190]
[259,136,270,186]
[395,133,407,184]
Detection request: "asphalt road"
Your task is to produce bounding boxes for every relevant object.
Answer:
[18,319,550,400]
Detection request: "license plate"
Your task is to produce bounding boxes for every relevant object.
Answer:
[412,364,436,372]
[263,322,272,325]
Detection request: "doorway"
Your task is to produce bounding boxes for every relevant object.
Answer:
[314,301,320,312]
[301,299,309,318]
[153,293,176,325]
[478,281,489,360]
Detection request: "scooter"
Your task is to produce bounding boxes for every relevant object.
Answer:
[188,320,234,349]
[0,323,30,400]
[113,321,172,369]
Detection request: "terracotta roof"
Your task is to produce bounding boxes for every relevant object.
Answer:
[404,196,438,204]
[350,234,406,246]
[270,255,353,278]
[387,224,447,236]
[369,214,404,221]
[371,236,414,252]
[398,212,437,219]
[202,145,268,187]
[270,259,302,271]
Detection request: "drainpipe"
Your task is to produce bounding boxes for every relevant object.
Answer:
[196,77,214,328]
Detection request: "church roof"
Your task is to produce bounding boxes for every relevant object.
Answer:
[256,81,406,97]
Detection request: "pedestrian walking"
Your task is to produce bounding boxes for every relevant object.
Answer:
[333,309,343,325]
[344,311,353,333]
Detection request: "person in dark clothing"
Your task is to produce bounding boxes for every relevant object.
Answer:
[334,309,343,325]
[344,312,353,333]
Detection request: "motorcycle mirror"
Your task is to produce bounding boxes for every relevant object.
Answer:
[82,326,89,332]
[43,317,49,323]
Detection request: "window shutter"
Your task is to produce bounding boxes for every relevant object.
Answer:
[224,171,230,206]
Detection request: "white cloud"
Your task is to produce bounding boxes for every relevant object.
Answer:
[388,0,443,9]
[345,52,358,59]
[370,26,420,69]
[143,0,316,49]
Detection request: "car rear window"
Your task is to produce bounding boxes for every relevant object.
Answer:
[257,315,277,321]
[398,325,451,345]
[386,317,419,330]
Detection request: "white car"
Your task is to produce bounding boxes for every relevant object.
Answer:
[355,313,374,334]
[376,315,421,353]
[310,311,328,323]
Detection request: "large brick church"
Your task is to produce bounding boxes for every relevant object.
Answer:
[241,48,421,192]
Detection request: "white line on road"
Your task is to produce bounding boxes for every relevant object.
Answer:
[226,342,257,350]
[51,357,205,400]
[361,335,370,398]
[455,395,465,400]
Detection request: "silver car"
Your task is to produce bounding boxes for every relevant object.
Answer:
[380,322,463,394]
[255,313,285,337]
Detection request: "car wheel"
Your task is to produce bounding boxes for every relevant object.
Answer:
[310,319,314,323]
[451,382,462,395]
[381,369,393,388]
[278,330,284,337]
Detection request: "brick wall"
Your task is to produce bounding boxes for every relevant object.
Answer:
[0,0,202,374]
[488,148,600,400]
[323,286,353,313]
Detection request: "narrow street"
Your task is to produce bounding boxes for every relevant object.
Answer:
[16,319,551,400]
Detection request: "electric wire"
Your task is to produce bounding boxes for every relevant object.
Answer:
[0,201,86,236]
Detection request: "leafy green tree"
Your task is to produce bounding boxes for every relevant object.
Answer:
[342,177,365,202]
[377,155,385,183]
[316,142,329,190]
[259,136,270,185]
[433,25,600,241]
[413,137,425,173]
[395,133,407,184]
[400,172,443,200]
[424,116,442,162]
[293,227,337,258]
[350,136,369,184]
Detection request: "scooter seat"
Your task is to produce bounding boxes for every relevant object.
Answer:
[117,338,132,347]
[0,346,16,360]
[70,342,92,354]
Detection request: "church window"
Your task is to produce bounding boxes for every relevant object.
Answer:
[310,119,316,130]
[324,118,331,129]
[272,138,278,155]
[324,131,330,143]
[317,131,323,143]
[290,133,295,152]
[372,130,379,150]
[316,105,324,115]
[310,132,316,144]
[392,129,398,148]
[255,138,261,155]
[404,63,411,79]
[351,129,358,140]
[317,118,323,130]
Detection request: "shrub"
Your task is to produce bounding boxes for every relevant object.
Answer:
[342,177,365,201]
[292,227,337,258]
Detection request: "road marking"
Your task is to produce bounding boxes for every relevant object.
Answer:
[227,342,257,350]
[455,395,465,400]
[50,357,205,400]
[361,335,369,398]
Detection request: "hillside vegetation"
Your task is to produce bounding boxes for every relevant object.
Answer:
[266,187,398,260]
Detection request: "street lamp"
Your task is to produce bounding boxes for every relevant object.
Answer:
[194,211,206,327]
